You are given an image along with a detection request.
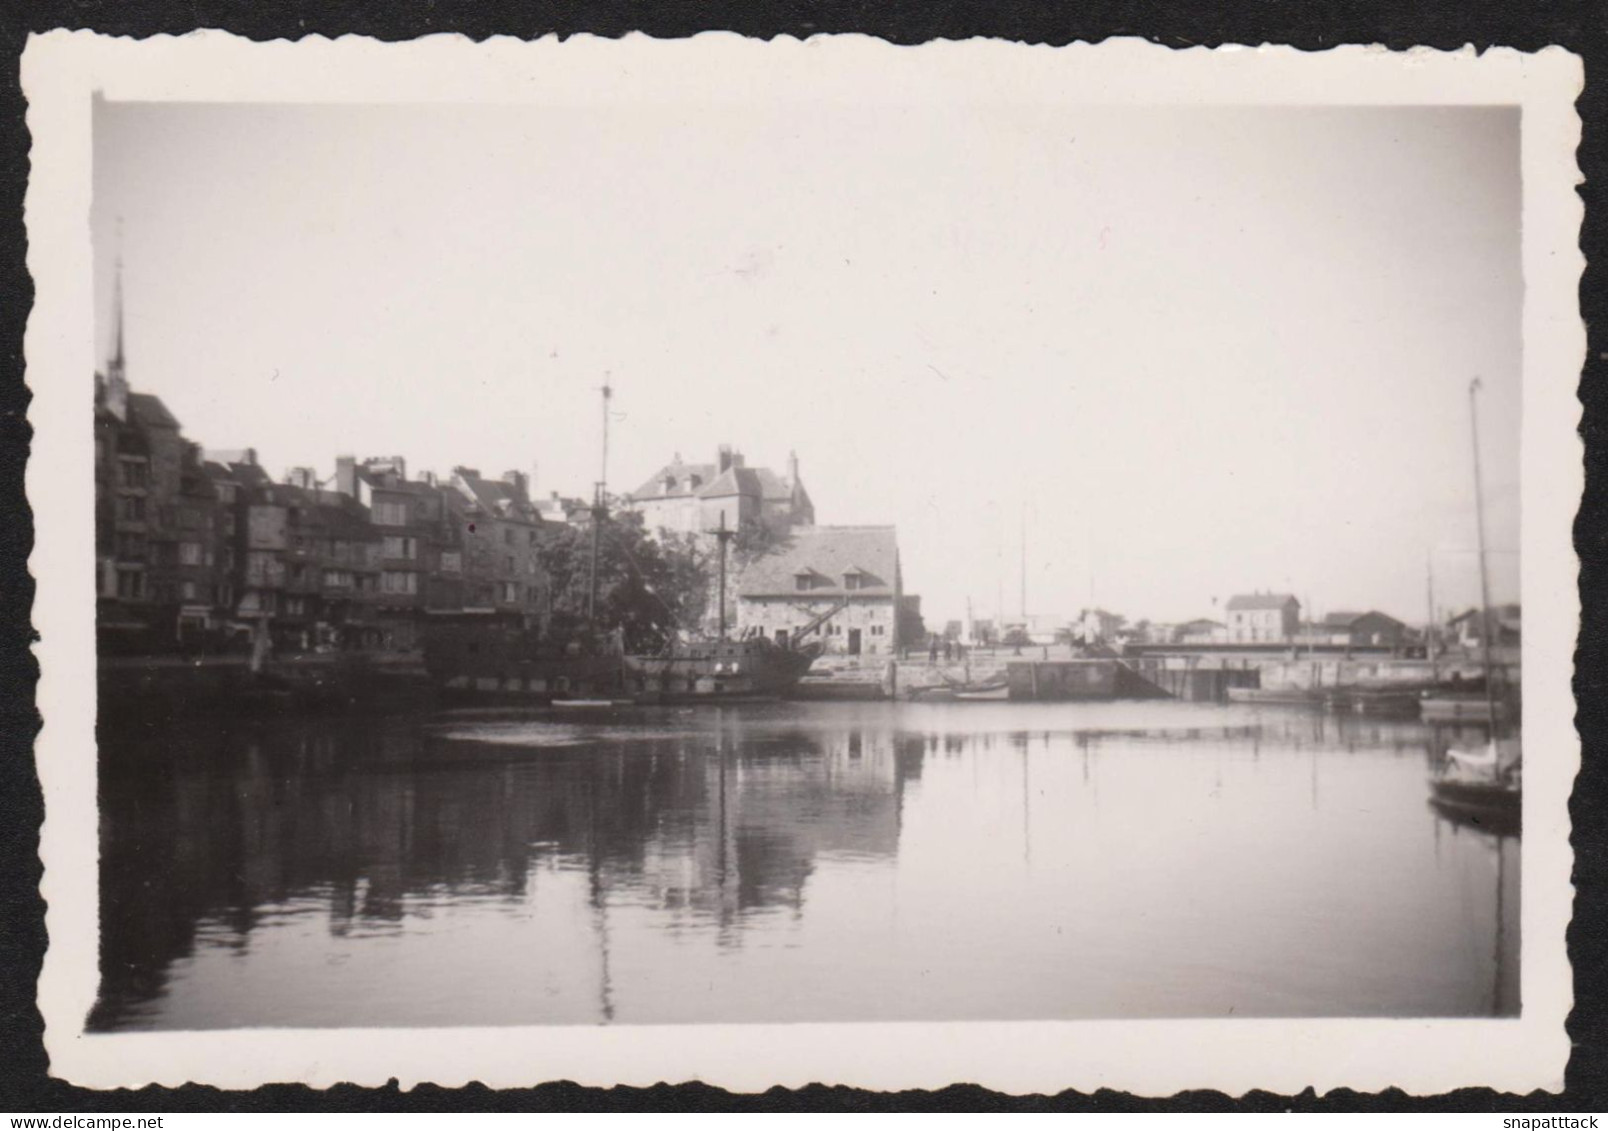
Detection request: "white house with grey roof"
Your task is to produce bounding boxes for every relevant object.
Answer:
[624,445,814,538]
[1224,592,1301,643]
[736,525,902,656]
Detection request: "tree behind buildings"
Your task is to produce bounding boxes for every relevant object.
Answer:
[536,511,710,653]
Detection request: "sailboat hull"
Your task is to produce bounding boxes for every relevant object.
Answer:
[624,639,818,703]
[1428,777,1521,836]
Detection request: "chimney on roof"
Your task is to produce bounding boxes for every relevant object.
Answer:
[502,469,529,502]
[788,449,800,487]
[718,445,733,474]
[287,467,317,490]
[335,455,357,497]
[730,450,745,470]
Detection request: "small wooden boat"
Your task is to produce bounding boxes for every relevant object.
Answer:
[1429,741,1521,835]
[953,683,1010,701]
[1226,686,1326,706]
[1346,688,1423,717]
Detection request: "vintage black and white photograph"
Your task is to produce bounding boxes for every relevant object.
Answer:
[26,33,1581,1093]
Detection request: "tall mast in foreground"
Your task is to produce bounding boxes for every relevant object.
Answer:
[1468,377,1499,735]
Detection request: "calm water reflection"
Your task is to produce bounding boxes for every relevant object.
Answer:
[91,700,1518,1029]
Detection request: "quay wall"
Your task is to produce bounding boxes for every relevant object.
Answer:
[98,653,434,721]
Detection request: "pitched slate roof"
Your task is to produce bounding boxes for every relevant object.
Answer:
[630,458,718,501]
[630,453,804,506]
[1321,610,1363,628]
[1449,604,1522,628]
[451,469,537,520]
[1225,593,1299,612]
[126,393,179,431]
[752,467,793,502]
[738,525,899,599]
[699,465,762,500]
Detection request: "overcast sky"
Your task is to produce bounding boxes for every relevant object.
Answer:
[92,100,1520,626]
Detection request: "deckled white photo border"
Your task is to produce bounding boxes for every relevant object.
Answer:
[23,30,1583,1095]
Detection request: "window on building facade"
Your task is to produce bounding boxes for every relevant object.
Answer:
[503,528,513,546]
[286,596,306,617]
[382,571,419,595]
[528,530,538,546]
[439,551,462,574]
[115,569,143,600]
[505,555,515,574]
[374,501,408,526]
[501,582,518,603]
[383,535,417,560]
[181,580,197,601]
[118,496,146,522]
[115,532,145,560]
[179,541,204,566]
[120,460,149,489]
[322,569,352,589]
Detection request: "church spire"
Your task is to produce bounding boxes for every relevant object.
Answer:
[104,222,129,421]
[111,248,126,378]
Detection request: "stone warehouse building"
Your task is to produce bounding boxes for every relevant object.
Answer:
[735,526,904,657]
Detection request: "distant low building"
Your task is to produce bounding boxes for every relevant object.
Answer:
[1319,610,1409,649]
[1446,604,1521,650]
[1225,593,1300,643]
[1176,618,1225,644]
[1075,608,1125,644]
[735,525,902,656]
[534,491,589,526]
[999,613,1068,645]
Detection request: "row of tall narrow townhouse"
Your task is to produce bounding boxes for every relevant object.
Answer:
[94,368,572,655]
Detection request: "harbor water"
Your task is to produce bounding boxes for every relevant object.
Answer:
[90,700,1519,1030]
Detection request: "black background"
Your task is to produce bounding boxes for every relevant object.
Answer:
[1,0,1604,1114]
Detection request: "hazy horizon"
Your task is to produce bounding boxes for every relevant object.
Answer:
[92,100,1522,628]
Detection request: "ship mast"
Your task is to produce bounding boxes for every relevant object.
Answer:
[714,511,734,641]
[1468,377,1499,736]
[587,380,612,625]
[1425,549,1438,682]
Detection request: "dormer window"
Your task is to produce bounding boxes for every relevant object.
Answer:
[687,474,702,491]
[662,475,676,495]
[844,573,863,591]
[795,570,813,592]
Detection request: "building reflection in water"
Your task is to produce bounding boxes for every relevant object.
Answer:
[90,701,1519,1030]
